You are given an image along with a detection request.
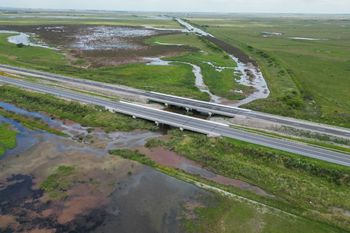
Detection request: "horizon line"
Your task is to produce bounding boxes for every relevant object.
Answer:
[1,6,350,15]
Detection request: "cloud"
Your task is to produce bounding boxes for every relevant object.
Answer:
[1,0,349,13]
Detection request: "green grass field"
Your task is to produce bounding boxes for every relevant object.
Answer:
[148,34,252,100]
[146,129,350,231]
[189,16,350,127]
[0,123,17,156]
[183,196,344,233]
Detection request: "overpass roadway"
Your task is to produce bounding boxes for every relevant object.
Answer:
[1,64,349,139]
[1,76,350,167]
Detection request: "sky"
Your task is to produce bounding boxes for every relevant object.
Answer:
[1,0,349,14]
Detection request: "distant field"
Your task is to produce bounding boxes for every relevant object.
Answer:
[189,16,350,127]
[0,12,181,28]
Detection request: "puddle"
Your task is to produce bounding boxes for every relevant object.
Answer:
[154,41,184,46]
[139,147,273,198]
[0,30,57,50]
[331,207,350,217]
[261,31,283,37]
[204,61,235,72]
[289,37,326,41]
[145,57,172,66]
[230,55,270,106]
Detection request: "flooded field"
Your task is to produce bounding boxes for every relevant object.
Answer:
[0,102,211,232]
[0,24,193,67]
[73,26,158,50]
[175,19,270,106]
[230,55,270,106]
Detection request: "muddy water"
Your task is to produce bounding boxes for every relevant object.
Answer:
[0,103,210,232]
[230,55,270,106]
[139,147,273,198]
[0,102,161,154]
[93,166,207,233]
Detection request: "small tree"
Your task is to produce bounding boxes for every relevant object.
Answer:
[16,43,25,48]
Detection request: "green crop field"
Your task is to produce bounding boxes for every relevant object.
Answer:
[189,16,350,127]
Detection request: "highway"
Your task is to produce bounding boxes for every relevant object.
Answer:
[1,75,350,167]
[1,64,349,138]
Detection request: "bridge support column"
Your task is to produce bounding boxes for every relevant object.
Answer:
[164,103,168,107]
[155,121,159,126]
[179,127,184,131]
[185,107,190,112]
[208,112,212,117]
[132,115,137,119]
